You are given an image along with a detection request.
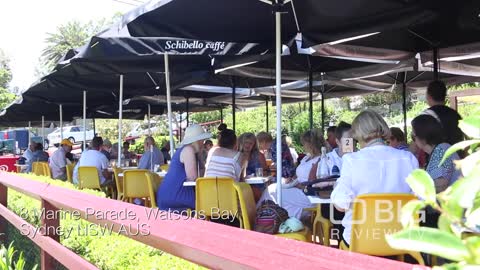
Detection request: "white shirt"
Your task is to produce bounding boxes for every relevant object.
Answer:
[295,154,320,183]
[49,148,68,179]
[23,148,34,162]
[331,145,418,244]
[327,148,343,175]
[73,149,109,184]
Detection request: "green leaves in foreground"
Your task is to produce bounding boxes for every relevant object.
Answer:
[0,242,33,270]
[386,228,470,262]
[440,140,480,165]
[406,169,437,205]
[400,200,427,228]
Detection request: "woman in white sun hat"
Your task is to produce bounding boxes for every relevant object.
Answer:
[157,124,212,211]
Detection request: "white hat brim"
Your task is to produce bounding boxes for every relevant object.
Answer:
[179,132,212,146]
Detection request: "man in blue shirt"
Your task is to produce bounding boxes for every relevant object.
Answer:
[26,143,49,172]
[138,136,164,170]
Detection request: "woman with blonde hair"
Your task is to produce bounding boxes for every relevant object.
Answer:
[238,132,267,176]
[331,110,418,246]
[258,129,326,219]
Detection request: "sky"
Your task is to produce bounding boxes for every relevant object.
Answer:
[0,0,134,91]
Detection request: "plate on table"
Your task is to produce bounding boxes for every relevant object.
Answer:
[245,176,271,185]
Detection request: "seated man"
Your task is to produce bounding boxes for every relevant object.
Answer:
[327,121,352,175]
[101,139,112,160]
[23,140,36,163]
[26,143,49,172]
[49,139,73,180]
[160,142,171,164]
[122,141,136,159]
[138,136,164,170]
[73,137,111,186]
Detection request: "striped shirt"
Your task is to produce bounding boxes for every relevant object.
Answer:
[204,148,242,181]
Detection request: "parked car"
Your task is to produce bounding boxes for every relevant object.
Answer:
[47,126,94,145]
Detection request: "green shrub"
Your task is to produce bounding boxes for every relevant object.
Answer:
[4,174,202,270]
[131,135,177,154]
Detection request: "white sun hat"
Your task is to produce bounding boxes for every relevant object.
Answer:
[180,124,212,146]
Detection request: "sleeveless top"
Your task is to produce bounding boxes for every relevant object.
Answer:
[157,146,195,211]
[204,147,242,181]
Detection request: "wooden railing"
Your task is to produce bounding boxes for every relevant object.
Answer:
[0,172,428,270]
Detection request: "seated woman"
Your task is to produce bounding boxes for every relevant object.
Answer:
[331,110,418,247]
[256,132,273,159]
[412,114,461,193]
[238,132,267,201]
[258,129,324,219]
[157,124,212,211]
[204,129,243,182]
[238,133,267,176]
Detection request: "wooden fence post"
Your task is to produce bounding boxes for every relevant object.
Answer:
[40,199,60,270]
[0,183,7,243]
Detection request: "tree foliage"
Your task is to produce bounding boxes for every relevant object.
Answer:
[39,18,113,75]
[0,49,15,110]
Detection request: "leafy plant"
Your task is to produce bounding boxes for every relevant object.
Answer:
[0,242,36,270]
[387,113,480,269]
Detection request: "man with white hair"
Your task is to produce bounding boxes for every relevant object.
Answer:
[138,136,164,170]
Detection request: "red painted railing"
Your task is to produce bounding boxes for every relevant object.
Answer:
[0,172,429,270]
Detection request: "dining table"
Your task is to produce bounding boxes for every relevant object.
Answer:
[182,176,273,187]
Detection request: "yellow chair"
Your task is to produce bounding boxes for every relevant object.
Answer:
[42,162,52,178]
[66,163,75,183]
[123,170,157,208]
[78,166,102,190]
[113,167,125,200]
[233,182,312,242]
[32,161,49,177]
[339,193,424,265]
[304,205,332,246]
[144,172,159,208]
[196,177,238,220]
[160,164,169,172]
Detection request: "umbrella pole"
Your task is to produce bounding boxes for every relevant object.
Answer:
[28,121,31,144]
[433,47,439,80]
[186,97,190,127]
[266,98,269,132]
[59,104,63,140]
[118,76,123,165]
[309,67,313,130]
[83,91,87,151]
[402,82,407,134]
[321,92,325,134]
[232,83,236,132]
[93,118,96,137]
[275,6,283,206]
[220,108,223,123]
[179,113,183,141]
[164,54,175,156]
[148,104,151,136]
[41,116,45,149]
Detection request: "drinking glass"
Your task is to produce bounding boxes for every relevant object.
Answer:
[255,168,264,177]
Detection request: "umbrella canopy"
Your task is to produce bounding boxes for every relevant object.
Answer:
[123,0,435,47]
